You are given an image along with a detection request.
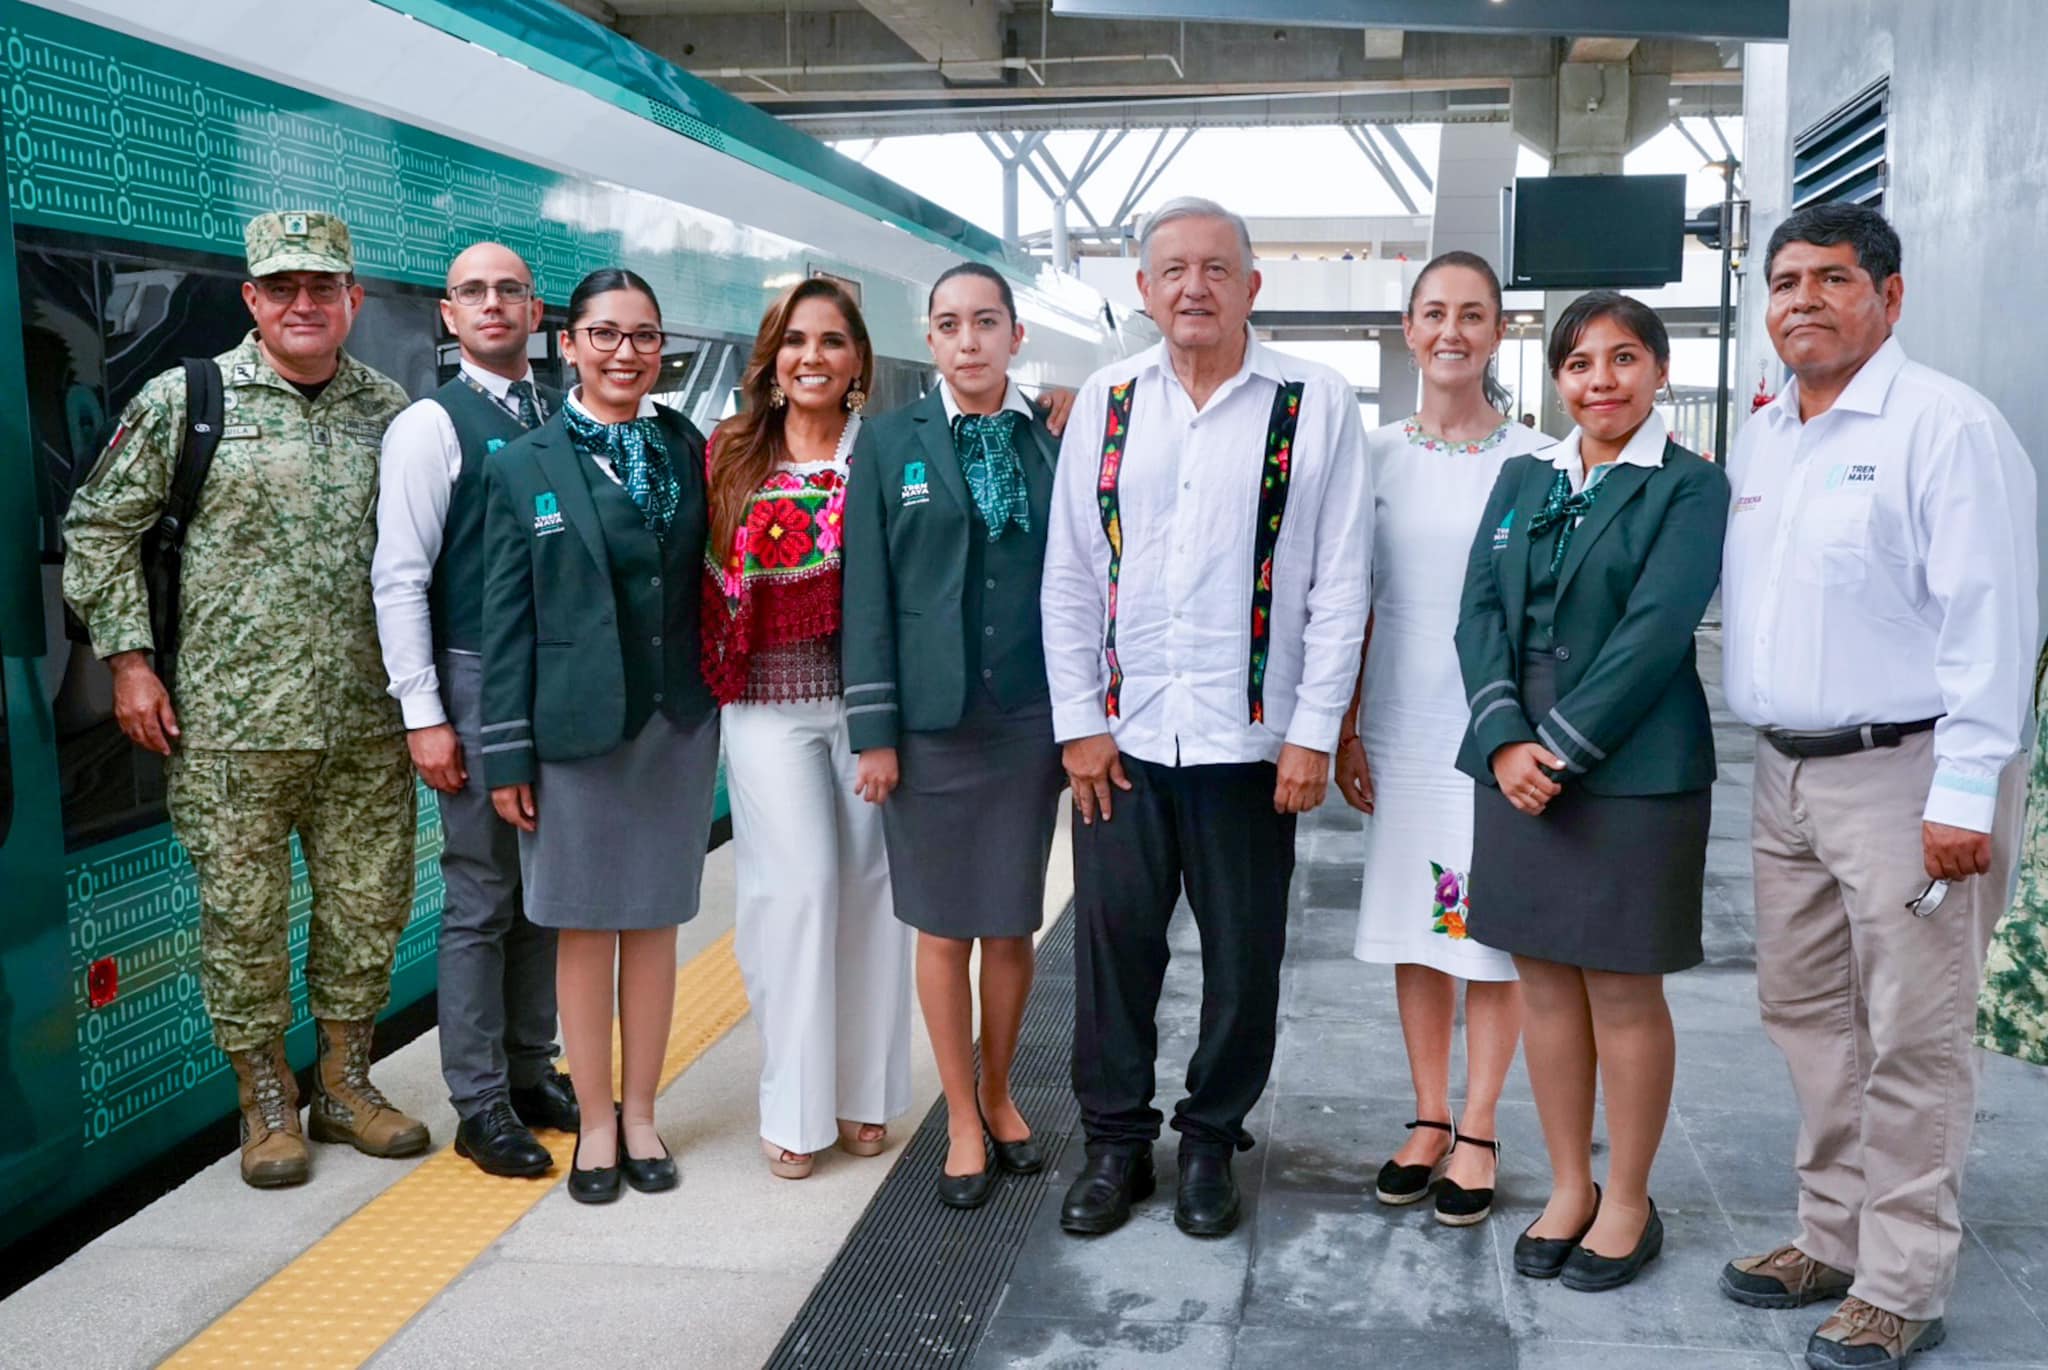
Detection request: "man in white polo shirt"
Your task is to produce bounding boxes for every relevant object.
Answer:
[1042,196,1371,1239]
[1718,203,2036,1370]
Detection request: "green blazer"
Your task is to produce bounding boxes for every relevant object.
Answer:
[840,388,1058,753]
[479,407,714,789]
[1453,440,1729,796]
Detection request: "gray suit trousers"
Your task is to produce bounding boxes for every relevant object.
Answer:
[437,651,559,1117]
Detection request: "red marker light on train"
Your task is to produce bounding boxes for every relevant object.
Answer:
[88,958,119,1009]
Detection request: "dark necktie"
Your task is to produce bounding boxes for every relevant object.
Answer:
[505,379,541,430]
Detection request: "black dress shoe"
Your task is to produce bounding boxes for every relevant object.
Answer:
[1175,1152,1241,1237]
[454,1100,553,1178]
[1060,1149,1156,1235]
[620,1118,678,1194]
[1513,1184,1601,1279]
[1561,1198,1663,1291]
[1375,1118,1454,1205]
[938,1142,997,1210]
[567,1117,622,1205]
[1434,1132,1500,1228]
[510,1069,581,1133]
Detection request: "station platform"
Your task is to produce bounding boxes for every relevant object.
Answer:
[7,634,2048,1370]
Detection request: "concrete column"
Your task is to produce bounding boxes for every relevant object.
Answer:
[1377,332,1420,424]
[1428,121,1520,277]
[1002,157,1020,249]
[1735,40,1790,445]
[1052,199,1071,273]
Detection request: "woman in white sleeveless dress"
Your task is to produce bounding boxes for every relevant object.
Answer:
[1336,252,1553,1226]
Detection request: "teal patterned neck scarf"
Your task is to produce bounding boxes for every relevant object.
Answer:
[1526,466,1607,572]
[952,409,1031,541]
[564,403,677,539]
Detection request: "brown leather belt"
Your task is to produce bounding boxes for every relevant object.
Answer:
[1760,717,1939,759]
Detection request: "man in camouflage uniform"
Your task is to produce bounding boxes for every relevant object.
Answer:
[63,210,429,1188]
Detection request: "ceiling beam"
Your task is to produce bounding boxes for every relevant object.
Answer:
[1568,37,1641,63]
[858,0,1006,72]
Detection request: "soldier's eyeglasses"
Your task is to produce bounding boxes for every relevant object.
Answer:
[257,279,347,306]
[449,279,533,306]
[572,326,667,355]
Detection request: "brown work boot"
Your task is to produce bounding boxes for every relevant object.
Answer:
[228,1041,310,1188]
[1721,1242,1854,1308]
[307,1018,430,1157]
[1806,1296,1946,1369]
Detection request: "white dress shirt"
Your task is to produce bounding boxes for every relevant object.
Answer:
[938,375,1035,425]
[1550,409,1670,493]
[372,360,541,729]
[1722,337,2038,832]
[1041,329,1372,767]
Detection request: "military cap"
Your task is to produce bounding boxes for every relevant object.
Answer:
[245,210,355,277]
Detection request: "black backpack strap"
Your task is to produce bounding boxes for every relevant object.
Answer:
[161,358,224,551]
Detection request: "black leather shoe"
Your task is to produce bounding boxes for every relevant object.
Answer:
[454,1100,553,1178]
[938,1142,997,1210]
[1434,1132,1500,1228]
[1175,1151,1241,1237]
[1375,1118,1454,1205]
[567,1117,622,1205]
[1060,1149,1156,1235]
[979,1102,1044,1175]
[510,1069,581,1133]
[1561,1198,1663,1292]
[1514,1184,1601,1279]
[620,1111,678,1194]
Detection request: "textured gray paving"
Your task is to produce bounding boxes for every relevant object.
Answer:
[971,635,2048,1369]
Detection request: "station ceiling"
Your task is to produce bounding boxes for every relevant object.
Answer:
[1050,0,1788,43]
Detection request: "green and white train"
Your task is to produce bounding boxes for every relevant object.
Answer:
[0,0,1145,1249]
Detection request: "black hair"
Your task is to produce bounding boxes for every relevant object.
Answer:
[1406,249,1514,413]
[1764,202,1902,285]
[927,261,1017,325]
[1404,249,1503,319]
[1547,290,1671,375]
[567,267,662,328]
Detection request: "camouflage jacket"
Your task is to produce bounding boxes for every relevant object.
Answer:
[62,332,411,749]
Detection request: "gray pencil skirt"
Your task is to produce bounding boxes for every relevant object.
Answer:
[883,690,1065,941]
[519,710,722,931]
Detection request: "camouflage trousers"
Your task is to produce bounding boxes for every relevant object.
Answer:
[166,736,416,1052]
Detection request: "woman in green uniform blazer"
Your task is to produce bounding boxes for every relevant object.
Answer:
[1453,291,1728,1291]
[841,263,1065,1209]
[481,269,718,1204]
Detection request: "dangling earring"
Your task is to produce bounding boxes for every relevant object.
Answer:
[768,383,786,410]
[844,386,867,414]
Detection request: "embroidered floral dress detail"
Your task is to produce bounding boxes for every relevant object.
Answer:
[1429,862,1471,940]
[1402,417,1517,456]
[701,414,859,705]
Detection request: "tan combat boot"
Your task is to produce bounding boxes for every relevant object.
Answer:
[229,1041,310,1188]
[307,1018,430,1157]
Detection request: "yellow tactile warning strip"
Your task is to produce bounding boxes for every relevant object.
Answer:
[161,930,750,1370]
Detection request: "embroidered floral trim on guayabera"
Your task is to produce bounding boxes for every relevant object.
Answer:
[1248,381,1305,724]
[1095,378,1136,717]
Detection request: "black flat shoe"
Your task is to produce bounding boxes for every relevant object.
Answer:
[1060,1149,1156,1235]
[620,1118,678,1194]
[454,1100,553,1178]
[510,1068,581,1133]
[1434,1132,1500,1228]
[1514,1184,1600,1279]
[567,1116,622,1205]
[1174,1152,1241,1238]
[978,1101,1044,1175]
[1375,1118,1454,1205]
[938,1145,997,1210]
[1561,1198,1663,1291]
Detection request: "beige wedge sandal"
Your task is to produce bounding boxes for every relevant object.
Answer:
[761,1138,814,1180]
[836,1119,887,1157]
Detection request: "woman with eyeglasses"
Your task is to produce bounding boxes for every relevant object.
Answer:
[1454,291,1727,1290]
[480,267,719,1204]
[702,279,912,1180]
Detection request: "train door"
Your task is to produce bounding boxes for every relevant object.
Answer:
[0,129,81,1229]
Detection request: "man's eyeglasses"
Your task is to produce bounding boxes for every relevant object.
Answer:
[256,278,348,306]
[571,326,667,355]
[448,279,534,306]
[1905,878,1950,918]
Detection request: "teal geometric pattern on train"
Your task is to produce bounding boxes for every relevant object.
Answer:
[1978,641,2048,1065]
[0,1,923,359]
[66,789,443,1147]
[61,333,409,749]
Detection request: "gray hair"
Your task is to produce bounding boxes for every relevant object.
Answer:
[1139,196,1255,274]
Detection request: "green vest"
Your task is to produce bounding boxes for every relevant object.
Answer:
[959,450,1053,712]
[430,374,555,653]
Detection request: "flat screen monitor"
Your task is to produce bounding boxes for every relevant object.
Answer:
[1506,174,1686,289]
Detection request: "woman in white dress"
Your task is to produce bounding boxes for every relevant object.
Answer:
[1336,251,1553,1227]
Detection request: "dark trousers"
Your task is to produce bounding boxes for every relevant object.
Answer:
[437,652,559,1119]
[1071,754,1296,1157]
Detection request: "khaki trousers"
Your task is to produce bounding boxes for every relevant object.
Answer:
[1751,729,2023,1320]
